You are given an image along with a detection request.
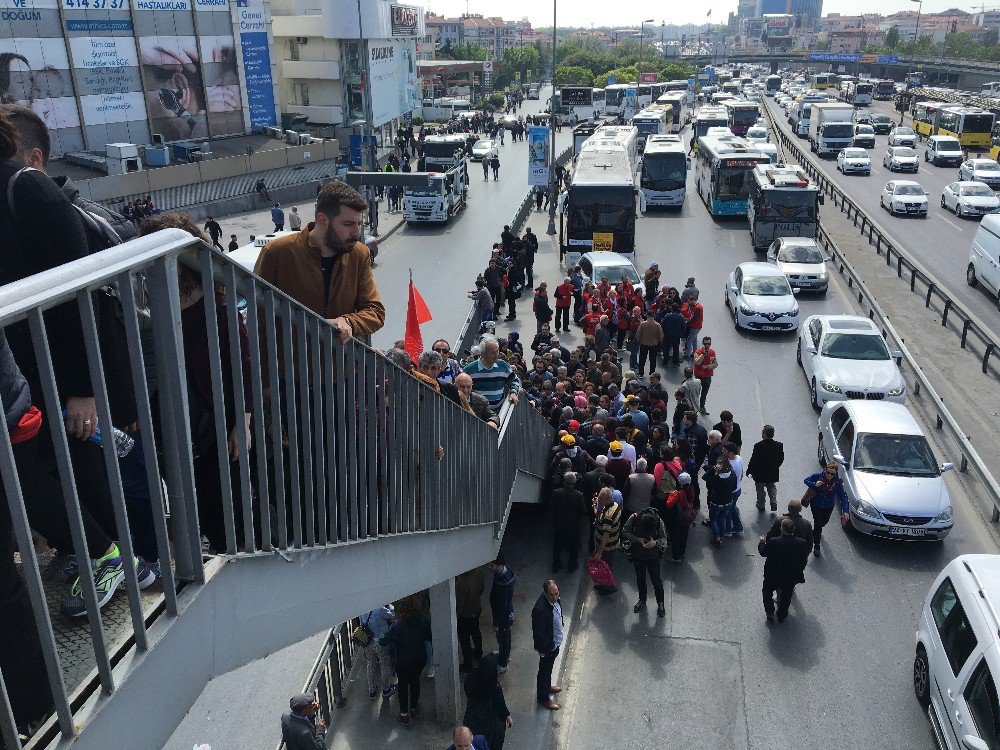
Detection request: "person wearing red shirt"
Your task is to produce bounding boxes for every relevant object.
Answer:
[682,295,704,359]
[554,276,573,332]
[693,336,718,415]
[582,309,602,337]
[596,278,612,299]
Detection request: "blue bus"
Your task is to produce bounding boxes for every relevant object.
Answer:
[693,135,771,216]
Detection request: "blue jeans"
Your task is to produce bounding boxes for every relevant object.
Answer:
[119,430,158,562]
[729,489,744,534]
[709,503,730,539]
[684,328,701,357]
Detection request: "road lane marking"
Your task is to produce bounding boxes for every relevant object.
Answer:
[940,214,963,231]
[730,233,735,248]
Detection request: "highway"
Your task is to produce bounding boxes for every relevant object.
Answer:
[354,95,1000,748]
[762,94,1000,338]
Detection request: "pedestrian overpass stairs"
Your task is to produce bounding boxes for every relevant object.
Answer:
[0,230,552,750]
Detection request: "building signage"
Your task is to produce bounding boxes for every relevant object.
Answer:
[640,72,658,83]
[592,232,614,252]
[368,37,417,127]
[808,52,899,64]
[390,4,419,36]
[528,125,548,187]
[238,0,277,129]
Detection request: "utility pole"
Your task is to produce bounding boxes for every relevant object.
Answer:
[357,0,374,171]
[547,0,558,236]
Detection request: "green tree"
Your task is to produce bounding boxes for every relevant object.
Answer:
[556,65,596,86]
[502,46,540,78]
[656,61,693,81]
[595,65,639,87]
[885,25,899,49]
[942,31,977,60]
[438,41,489,61]
[982,27,999,47]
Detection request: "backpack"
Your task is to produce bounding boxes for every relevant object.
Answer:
[673,488,697,526]
[653,461,678,502]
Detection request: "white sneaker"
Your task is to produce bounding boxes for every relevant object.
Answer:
[426,668,435,679]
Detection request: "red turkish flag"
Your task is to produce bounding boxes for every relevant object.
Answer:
[404,277,432,364]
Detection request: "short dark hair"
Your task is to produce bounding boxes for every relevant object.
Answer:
[2,103,49,163]
[780,517,795,535]
[683,410,697,422]
[723,441,739,454]
[762,424,775,438]
[316,180,368,219]
[719,410,733,421]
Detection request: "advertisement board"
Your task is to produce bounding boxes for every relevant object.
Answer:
[390,4,420,36]
[527,126,549,187]
[237,0,277,130]
[640,72,658,83]
[368,37,418,127]
[560,86,591,106]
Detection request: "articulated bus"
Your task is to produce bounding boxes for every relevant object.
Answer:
[639,135,688,209]
[724,100,760,136]
[693,135,771,216]
[936,106,996,148]
[874,79,897,100]
[559,146,637,266]
[654,92,688,133]
[808,72,836,90]
[913,101,946,138]
[747,164,820,252]
[990,124,1000,161]
[631,108,671,149]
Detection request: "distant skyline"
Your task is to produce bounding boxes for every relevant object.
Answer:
[423,1,989,27]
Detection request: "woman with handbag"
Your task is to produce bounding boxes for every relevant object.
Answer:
[622,507,667,616]
[354,604,396,702]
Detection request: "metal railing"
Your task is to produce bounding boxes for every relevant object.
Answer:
[762,101,1000,376]
[0,228,554,749]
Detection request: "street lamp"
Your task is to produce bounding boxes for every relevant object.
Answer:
[637,18,654,87]
[912,0,923,43]
[547,0,558,236]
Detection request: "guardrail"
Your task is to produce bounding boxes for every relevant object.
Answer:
[814,220,1000,523]
[761,101,1000,376]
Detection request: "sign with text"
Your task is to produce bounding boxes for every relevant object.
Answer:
[592,232,614,252]
[368,37,418,127]
[528,126,549,187]
[640,72,658,83]
[390,4,419,36]
[238,0,277,129]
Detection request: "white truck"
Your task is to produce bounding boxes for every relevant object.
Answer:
[808,102,856,157]
[403,162,469,224]
[422,133,469,172]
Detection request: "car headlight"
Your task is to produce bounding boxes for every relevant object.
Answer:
[819,380,841,393]
[739,305,755,316]
[887,385,905,397]
[818,273,827,280]
[855,497,883,520]
[933,506,953,523]
[790,304,799,316]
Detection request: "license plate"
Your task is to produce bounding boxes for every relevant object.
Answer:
[760,325,781,331]
[888,526,926,537]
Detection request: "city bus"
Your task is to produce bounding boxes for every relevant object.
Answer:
[842,80,873,107]
[559,146,637,267]
[936,106,996,148]
[693,135,771,216]
[605,83,632,116]
[874,79,896,100]
[585,125,640,171]
[662,79,689,93]
[692,106,729,149]
[722,81,741,96]
[654,92,688,133]
[636,84,654,108]
[560,86,598,122]
[990,123,1000,161]
[746,164,820,252]
[808,72,836,90]
[913,101,946,138]
[592,87,606,116]
[724,100,761,136]
[765,75,782,96]
[639,134,688,209]
[631,108,671,150]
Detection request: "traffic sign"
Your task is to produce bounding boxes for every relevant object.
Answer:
[483,61,493,72]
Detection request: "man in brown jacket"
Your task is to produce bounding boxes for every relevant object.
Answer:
[254,181,385,343]
[455,567,486,672]
[635,315,663,378]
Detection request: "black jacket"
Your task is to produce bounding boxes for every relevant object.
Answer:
[747,438,785,484]
[685,421,709,465]
[765,513,813,545]
[531,593,562,652]
[705,469,736,507]
[551,487,586,523]
[280,712,325,750]
[0,331,30,433]
[489,565,517,628]
[713,420,743,449]
[758,534,810,586]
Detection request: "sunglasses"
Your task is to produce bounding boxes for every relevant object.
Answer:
[433,348,449,354]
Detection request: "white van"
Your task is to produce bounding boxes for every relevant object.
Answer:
[967,214,1000,306]
[914,555,1000,750]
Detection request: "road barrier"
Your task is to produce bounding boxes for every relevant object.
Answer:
[762,101,1000,376]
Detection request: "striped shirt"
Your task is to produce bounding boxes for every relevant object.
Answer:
[463,358,521,408]
[595,502,622,551]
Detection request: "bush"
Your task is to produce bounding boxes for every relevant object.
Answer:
[410,115,424,125]
[485,92,507,111]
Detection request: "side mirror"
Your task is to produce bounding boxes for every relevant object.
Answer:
[892,350,903,361]
[941,462,955,474]
[805,342,816,353]
[792,287,801,295]
[729,285,738,295]
[963,736,989,750]
[832,454,847,467]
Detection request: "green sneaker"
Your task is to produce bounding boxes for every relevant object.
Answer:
[61,546,125,618]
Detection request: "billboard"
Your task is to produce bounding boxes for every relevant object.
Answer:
[640,72,658,83]
[367,37,417,127]
[237,0,277,130]
[390,4,420,36]
[527,126,549,187]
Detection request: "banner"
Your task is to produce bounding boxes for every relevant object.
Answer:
[390,4,420,36]
[237,0,277,129]
[367,37,417,127]
[640,72,658,83]
[528,126,549,187]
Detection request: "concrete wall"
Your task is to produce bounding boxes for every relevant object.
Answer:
[175,178,327,223]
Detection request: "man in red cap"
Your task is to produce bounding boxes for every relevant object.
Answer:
[567,419,580,434]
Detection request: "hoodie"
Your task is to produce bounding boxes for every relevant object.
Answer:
[489,565,517,628]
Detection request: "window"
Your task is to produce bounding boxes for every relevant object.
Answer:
[829,406,850,439]
[930,578,979,676]
[809,318,822,349]
[836,419,855,462]
[965,660,1000,750]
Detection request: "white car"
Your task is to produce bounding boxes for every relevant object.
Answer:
[470,138,498,162]
[230,231,298,272]
[724,261,800,333]
[745,125,769,144]
[852,124,876,149]
[766,238,829,294]
[959,158,1000,191]
[888,126,917,147]
[941,181,1000,219]
[837,147,872,175]
[884,146,919,173]
[915,555,1000,750]
[577,251,640,285]
[817,400,954,540]
[881,181,928,217]
[797,315,906,407]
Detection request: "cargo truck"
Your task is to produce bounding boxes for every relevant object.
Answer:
[808,102,856,157]
[403,162,469,224]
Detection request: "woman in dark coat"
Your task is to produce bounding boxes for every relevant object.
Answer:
[462,653,512,750]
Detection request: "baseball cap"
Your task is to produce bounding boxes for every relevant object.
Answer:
[561,434,576,447]
[567,419,580,432]
[609,441,622,454]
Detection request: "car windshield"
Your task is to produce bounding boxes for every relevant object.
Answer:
[854,433,939,476]
[820,332,890,360]
[873,114,890,122]
[894,127,915,136]
[856,126,874,133]
[742,275,790,296]
[747,128,767,138]
[843,149,867,159]
[893,148,917,157]
[778,245,823,263]
[936,141,961,152]
[974,161,1000,171]
[895,184,924,196]
[961,184,996,197]
[473,140,491,149]
[592,264,640,284]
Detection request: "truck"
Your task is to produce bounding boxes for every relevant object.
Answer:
[808,102,856,157]
[421,133,469,171]
[527,83,540,100]
[403,162,469,224]
[419,97,474,123]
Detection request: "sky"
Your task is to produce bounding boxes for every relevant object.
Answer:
[423,1,987,27]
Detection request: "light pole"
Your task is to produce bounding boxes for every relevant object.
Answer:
[912,0,924,43]
[546,0,558,236]
[637,18,654,87]
[660,21,665,58]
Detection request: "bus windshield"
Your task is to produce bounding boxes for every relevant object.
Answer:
[423,142,463,159]
[716,166,754,202]
[641,155,687,191]
[568,187,635,234]
[730,106,759,125]
[762,189,817,219]
[607,89,625,106]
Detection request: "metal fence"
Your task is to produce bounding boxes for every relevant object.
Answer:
[762,102,1000,375]
[0,228,554,749]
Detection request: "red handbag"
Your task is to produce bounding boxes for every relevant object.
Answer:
[587,557,617,589]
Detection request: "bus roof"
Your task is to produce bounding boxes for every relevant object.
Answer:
[572,148,635,188]
[697,135,770,162]
[642,137,686,156]
[633,109,668,121]
[751,163,818,191]
[424,133,468,144]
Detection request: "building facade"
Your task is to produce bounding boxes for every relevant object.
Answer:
[0,0,280,157]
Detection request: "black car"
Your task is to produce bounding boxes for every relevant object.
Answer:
[872,114,893,135]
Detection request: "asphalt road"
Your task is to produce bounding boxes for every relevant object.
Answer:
[762,95,1000,338]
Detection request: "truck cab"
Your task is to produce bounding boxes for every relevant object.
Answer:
[809,103,856,157]
[403,162,469,224]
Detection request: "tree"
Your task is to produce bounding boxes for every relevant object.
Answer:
[942,31,977,60]
[438,41,489,61]
[982,27,999,47]
[885,25,899,49]
[556,66,596,86]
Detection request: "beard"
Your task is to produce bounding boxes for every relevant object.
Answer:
[324,222,357,254]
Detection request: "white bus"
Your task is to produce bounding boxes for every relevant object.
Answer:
[636,83,654,108]
[586,125,640,171]
[639,135,688,209]
[631,108,671,150]
[693,135,771,216]
[654,92,689,133]
[560,86,598,122]
[559,146,637,267]
[746,164,820,252]
[605,83,632,116]
[592,87,606,116]
[693,106,730,143]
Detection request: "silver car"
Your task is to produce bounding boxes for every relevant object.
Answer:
[817,400,954,540]
[888,126,917,147]
[724,261,800,333]
[766,238,829,294]
[884,146,919,173]
[959,158,1000,191]
[941,181,1000,218]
